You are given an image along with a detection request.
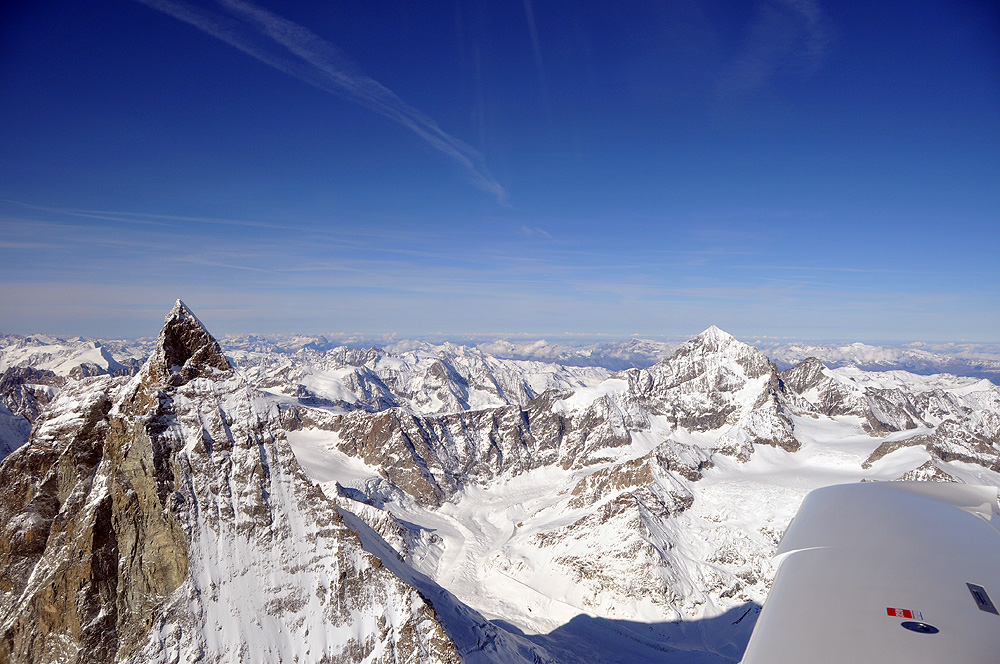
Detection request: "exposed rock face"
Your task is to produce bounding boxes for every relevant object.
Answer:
[786,358,962,434]
[780,358,886,429]
[320,404,565,507]
[624,327,797,457]
[0,367,66,462]
[863,420,1000,472]
[0,301,461,664]
[893,460,959,482]
[0,375,121,663]
[146,300,231,386]
[297,327,797,512]
[777,356,827,394]
[565,444,697,514]
[0,366,65,424]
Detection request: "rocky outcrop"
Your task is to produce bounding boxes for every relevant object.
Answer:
[0,301,461,664]
[565,443,701,511]
[893,460,959,482]
[780,359,1000,445]
[145,300,231,386]
[863,420,1000,472]
[778,357,827,394]
[314,398,570,507]
[0,366,65,423]
[779,356,1000,473]
[619,327,797,457]
[779,359,899,432]
[0,375,121,663]
[0,367,66,462]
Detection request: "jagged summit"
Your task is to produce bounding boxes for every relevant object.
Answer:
[657,324,777,386]
[693,325,737,349]
[169,298,192,316]
[780,356,829,394]
[673,325,750,360]
[0,300,462,664]
[649,326,738,363]
[146,299,231,385]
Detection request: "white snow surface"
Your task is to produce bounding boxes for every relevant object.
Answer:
[0,334,128,376]
[0,402,31,460]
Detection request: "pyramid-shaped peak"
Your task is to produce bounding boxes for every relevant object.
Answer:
[147,300,231,386]
[670,325,744,358]
[170,298,194,316]
[663,324,773,379]
[686,325,743,353]
[697,325,735,343]
[799,356,827,370]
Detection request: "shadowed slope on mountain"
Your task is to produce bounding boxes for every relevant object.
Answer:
[0,302,462,664]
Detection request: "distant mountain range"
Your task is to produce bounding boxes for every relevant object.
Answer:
[1,308,998,662]
[6,328,997,380]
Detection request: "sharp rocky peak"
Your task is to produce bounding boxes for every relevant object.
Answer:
[779,357,830,394]
[693,325,737,348]
[146,299,231,386]
[655,324,775,383]
[670,325,755,361]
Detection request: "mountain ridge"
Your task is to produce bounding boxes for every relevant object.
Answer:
[0,305,466,664]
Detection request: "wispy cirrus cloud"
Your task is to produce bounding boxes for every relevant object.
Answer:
[521,0,551,121]
[0,241,55,249]
[719,0,832,94]
[3,199,288,229]
[132,0,507,203]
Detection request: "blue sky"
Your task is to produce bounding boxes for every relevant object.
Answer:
[1,0,998,341]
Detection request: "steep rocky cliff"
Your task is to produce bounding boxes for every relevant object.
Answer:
[0,301,461,664]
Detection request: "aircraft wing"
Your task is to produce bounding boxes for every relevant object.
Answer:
[741,481,1000,663]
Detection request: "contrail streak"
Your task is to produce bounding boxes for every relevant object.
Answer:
[133,0,508,203]
[521,0,551,122]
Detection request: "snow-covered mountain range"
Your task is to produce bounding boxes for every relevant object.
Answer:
[755,339,1000,382]
[1,305,998,663]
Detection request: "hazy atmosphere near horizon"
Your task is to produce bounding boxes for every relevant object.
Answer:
[1,0,997,342]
